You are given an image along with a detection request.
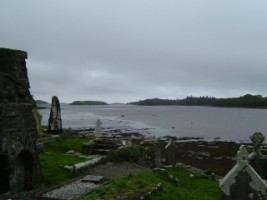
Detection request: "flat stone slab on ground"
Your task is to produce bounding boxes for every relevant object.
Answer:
[41,180,98,200]
[81,175,104,183]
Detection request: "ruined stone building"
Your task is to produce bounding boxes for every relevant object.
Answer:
[0,48,41,194]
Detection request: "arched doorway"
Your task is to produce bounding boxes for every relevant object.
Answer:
[15,151,34,191]
[0,155,10,194]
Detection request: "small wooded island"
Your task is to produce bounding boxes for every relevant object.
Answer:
[70,101,108,105]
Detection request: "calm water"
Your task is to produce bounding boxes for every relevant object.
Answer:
[39,104,267,142]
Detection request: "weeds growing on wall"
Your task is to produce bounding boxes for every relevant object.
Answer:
[106,145,145,163]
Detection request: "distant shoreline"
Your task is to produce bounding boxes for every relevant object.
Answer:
[70,100,108,105]
[129,94,267,108]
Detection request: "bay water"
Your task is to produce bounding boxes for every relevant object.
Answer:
[39,104,267,142]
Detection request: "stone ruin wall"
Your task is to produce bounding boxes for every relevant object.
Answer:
[0,48,41,193]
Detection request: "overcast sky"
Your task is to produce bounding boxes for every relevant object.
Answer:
[1,1,267,103]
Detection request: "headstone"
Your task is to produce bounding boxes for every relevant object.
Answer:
[249,132,267,180]
[165,139,177,166]
[48,96,62,134]
[32,108,43,137]
[250,132,265,157]
[0,48,41,193]
[95,119,102,138]
[219,143,267,200]
[154,139,162,168]
[81,175,104,183]
[142,139,162,168]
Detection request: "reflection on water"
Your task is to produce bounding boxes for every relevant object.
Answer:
[39,104,267,142]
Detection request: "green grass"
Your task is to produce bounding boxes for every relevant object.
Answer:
[41,125,48,132]
[152,167,220,200]
[43,137,90,152]
[80,166,220,200]
[39,137,91,184]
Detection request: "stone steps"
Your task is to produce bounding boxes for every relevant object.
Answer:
[82,138,122,155]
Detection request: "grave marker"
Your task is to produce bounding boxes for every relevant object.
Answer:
[95,119,102,138]
[48,96,62,134]
[220,132,267,200]
[165,139,177,166]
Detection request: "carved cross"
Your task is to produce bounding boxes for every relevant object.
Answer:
[250,132,265,156]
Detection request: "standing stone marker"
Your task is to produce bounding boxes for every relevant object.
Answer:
[155,139,162,168]
[142,139,162,168]
[0,48,41,193]
[220,133,267,200]
[48,96,62,134]
[165,139,177,166]
[95,119,102,138]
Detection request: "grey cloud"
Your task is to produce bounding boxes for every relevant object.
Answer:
[1,0,267,103]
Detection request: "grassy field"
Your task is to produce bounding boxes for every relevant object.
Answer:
[38,137,220,199]
[39,137,92,184]
[80,166,220,200]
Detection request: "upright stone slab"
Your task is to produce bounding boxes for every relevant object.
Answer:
[33,108,43,137]
[142,139,162,168]
[165,139,177,166]
[0,48,41,193]
[48,96,62,134]
[95,119,102,138]
[154,139,162,168]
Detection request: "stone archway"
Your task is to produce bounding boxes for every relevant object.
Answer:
[0,155,10,194]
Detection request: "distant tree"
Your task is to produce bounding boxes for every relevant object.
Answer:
[129,94,267,108]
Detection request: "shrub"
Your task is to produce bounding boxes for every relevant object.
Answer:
[106,145,144,163]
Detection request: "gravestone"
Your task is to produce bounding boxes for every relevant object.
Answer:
[154,139,162,168]
[81,175,104,184]
[48,96,62,134]
[141,139,162,168]
[33,108,43,137]
[250,132,265,157]
[249,132,267,180]
[95,119,102,138]
[219,133,267,200]
[0,48,41,193]
[165,139,177,166]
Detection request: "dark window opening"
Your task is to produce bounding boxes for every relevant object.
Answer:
[0,155,10,194]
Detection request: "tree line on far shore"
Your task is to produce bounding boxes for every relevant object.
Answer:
[129,94,267,108]
[70,101,107,105]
